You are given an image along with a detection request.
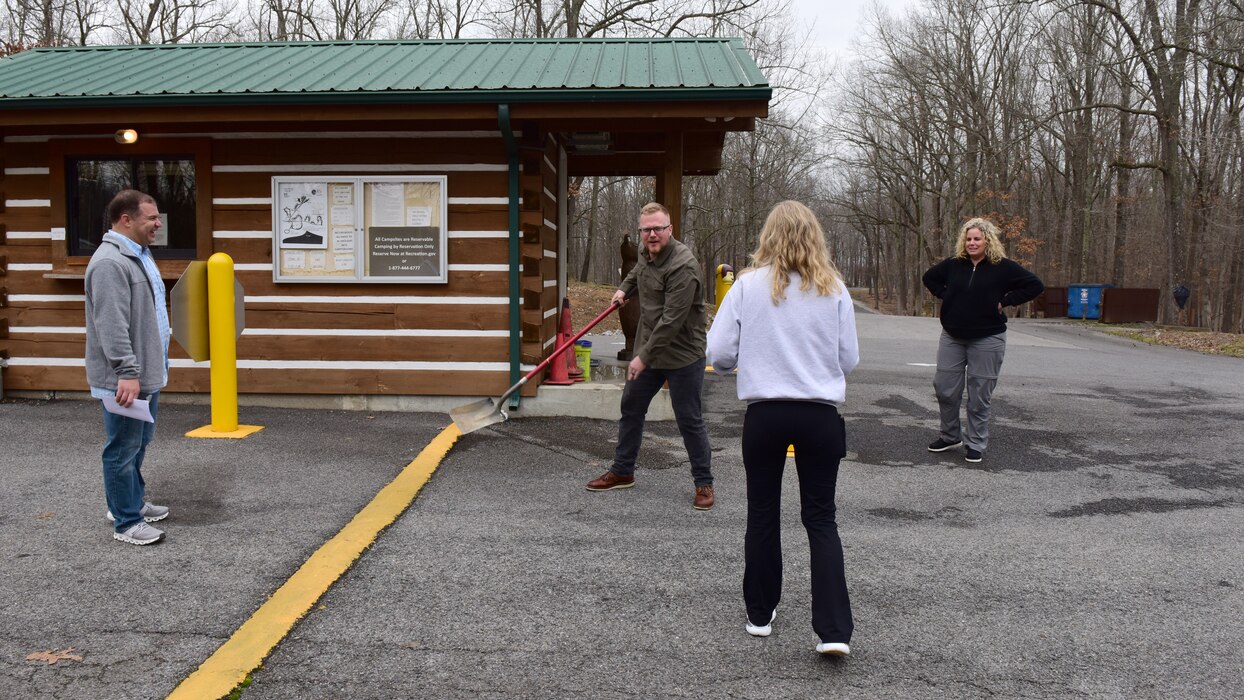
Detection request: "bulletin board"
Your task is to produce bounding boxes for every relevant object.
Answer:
[272,176,447,283]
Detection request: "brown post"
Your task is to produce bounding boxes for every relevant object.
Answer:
[660,132,684,238]
[618,235,639,361]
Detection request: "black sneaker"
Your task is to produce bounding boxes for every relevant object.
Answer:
[928,438,962,452]
[964,448,983,463]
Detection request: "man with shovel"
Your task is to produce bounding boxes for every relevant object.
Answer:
[585,202,715,510]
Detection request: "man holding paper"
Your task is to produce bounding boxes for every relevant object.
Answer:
[85,190,172,546]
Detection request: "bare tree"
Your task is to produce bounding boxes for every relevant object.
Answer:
[395,0,486,38]
[4,0,89,45]
[481,0,766,40]
[246,0,321,41]
[116,0,239,43]
[1060,0,1206,323]
[324,0,393,38]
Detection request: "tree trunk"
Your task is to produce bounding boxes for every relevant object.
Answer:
[579,180,597,282]
[1112,75,1133,286]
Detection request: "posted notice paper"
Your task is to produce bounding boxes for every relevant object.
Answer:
[102,396,155,423]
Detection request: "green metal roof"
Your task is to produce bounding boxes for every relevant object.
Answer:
[0,38,771,108]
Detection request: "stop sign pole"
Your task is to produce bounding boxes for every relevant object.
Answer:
[174,253,263,439]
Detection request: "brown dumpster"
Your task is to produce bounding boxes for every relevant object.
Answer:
[1100,288,1159,323]
[1034,287,1068,318]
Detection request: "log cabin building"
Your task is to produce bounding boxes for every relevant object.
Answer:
[0,39,770,402]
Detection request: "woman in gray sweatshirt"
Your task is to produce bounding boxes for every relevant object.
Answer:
[706,200,859,657]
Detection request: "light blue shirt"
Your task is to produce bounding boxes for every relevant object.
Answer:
[90,231,170,399]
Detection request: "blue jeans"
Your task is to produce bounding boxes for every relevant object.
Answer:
[101,392,159,532]
[611,358,713,486]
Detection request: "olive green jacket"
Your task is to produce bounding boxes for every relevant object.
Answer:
[618,237,706,369]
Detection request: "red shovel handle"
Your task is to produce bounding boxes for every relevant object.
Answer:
[527,301,621,379]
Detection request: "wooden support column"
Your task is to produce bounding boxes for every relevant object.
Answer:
[657,132,683,238]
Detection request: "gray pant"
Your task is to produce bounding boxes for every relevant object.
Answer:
[934,331,1006,451]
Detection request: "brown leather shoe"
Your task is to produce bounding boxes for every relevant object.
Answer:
[586,471,635,491]
[693,485,715,510]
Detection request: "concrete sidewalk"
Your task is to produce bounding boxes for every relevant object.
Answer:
[3,314,1242,699]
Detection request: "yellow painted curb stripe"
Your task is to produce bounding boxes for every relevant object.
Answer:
[167,423,462,700]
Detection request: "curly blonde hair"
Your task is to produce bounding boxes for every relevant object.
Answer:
[748,201,844,304]
[955,217,1007,263]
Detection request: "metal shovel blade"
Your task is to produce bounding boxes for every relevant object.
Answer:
[449,397,507,435]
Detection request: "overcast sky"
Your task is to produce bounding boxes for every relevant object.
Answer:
[786,0,919,61]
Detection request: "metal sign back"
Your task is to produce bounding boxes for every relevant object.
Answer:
[171,261,209,362]
[171,261,246,362]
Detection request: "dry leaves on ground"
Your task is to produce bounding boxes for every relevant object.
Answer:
[26,648,83,665]
[566,281,623,333]
[1105,328,1244,358]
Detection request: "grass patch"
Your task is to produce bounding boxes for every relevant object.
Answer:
[225,673,254,700]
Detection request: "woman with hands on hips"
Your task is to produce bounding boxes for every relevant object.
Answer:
[922,217,1044,464]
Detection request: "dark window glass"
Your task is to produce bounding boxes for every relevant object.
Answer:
[68,157,196,258]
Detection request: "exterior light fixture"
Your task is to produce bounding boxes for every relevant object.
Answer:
[114,128,139,144]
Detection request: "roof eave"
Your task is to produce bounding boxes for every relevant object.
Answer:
[0,86,773,111]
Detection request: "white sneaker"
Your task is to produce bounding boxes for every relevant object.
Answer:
[113,522,164,545]
[816,641,850,656]
[745,609,777,637]
[106,502,169,523]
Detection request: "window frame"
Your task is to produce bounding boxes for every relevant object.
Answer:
[49,137,212,278]
[65,155,199,259]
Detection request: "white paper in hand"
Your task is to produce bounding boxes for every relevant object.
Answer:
[102,396,155,423]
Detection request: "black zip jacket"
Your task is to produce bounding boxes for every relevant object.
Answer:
[922,256,1045,339]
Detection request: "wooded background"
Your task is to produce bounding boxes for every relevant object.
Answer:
[6,0,1242,330]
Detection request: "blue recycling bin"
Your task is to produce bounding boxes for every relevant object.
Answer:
[1067,284,1113,319]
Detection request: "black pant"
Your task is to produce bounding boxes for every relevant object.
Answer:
[611,358,713,486]
[742,400,853,644]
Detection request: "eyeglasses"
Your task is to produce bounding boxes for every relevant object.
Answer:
[638,224,671,235]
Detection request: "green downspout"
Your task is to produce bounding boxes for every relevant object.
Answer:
[498,104,521,408]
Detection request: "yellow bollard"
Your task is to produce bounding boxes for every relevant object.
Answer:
[208,252,239,432]
[186,253,262,438]
[707,263,738,373]
[715,264,734,314]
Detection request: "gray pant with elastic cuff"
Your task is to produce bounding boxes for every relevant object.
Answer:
[934,331,1006,452]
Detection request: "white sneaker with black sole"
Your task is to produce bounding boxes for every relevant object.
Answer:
[107,501,169,523]
[114,522,164,545]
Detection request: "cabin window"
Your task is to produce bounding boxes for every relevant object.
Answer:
[66,157,197,258]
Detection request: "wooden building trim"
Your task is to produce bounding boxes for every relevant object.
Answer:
[0,100,766,127]
[0,365,520,397]
[2,126,540,397]
[214,164,509,173]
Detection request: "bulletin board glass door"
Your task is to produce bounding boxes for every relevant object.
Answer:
[272,175,447,283]
[362,178,447,282]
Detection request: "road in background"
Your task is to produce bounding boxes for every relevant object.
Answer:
[2,314,1241,698]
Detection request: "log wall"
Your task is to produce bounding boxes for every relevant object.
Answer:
[1,126,562,398]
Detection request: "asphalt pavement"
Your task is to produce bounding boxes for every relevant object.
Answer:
[2,313,1242,699]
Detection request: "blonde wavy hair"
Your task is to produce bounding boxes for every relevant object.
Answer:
[748,200,844,304]
[955,217,1008,263]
